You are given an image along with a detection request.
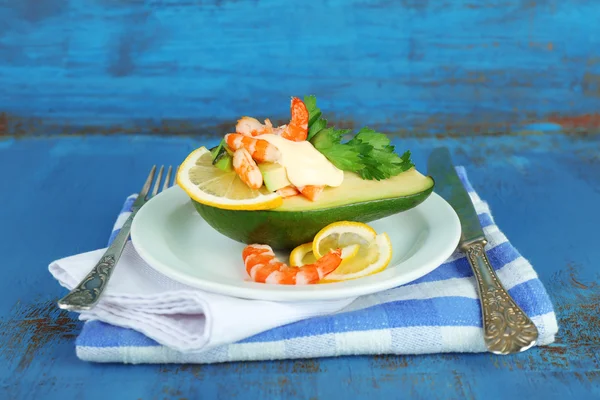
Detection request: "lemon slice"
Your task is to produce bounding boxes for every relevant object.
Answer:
[289,242,317,266]
[321,233,392,282]
[312,221,377,259]
[290,242,360,267]
[176,147,283,210]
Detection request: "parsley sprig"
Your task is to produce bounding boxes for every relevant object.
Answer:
[304,95,414,180]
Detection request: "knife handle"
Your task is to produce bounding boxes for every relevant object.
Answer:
[463,240,539,354]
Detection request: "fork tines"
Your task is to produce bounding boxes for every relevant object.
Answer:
[141,165,175,199]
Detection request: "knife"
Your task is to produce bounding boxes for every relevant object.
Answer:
[427,147,538,354]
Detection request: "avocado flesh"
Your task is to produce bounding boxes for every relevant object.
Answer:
[277,168,432,211]
[193,168,434,250]
[258,163,291,192]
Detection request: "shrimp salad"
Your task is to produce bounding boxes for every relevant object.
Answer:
[210,97,344,203]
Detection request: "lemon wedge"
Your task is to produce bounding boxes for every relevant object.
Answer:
[320,233,392,283]
[312,221,377,259]
[176,147,283,210]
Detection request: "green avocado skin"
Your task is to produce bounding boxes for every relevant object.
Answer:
[193,186,434,250]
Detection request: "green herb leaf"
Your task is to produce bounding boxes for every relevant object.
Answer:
[350,127,392,151]
[304,94,317,111]
[308,118,327,141]
[307,97,415,180]
[305,95,327,140]
[321,145,364,171]
[311,127,349,149]
[359,149,409,180]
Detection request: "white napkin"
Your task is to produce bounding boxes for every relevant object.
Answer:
[49,241,356,353]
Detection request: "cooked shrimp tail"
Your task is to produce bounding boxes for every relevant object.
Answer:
[281,97,309,141]
[225,133,282,163]
[232,148,263,189]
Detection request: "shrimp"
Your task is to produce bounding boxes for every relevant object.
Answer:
[225,133,282,163]
[235,97,308,141]
[276,185,300,198]
[243,244,348,284]
[236,117,274,137]
[232,148,263,189]
[281,97,309,141]
[297,185,325,201]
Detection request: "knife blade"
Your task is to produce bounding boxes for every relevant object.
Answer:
[426,147,538,354]
[427,147,485,248]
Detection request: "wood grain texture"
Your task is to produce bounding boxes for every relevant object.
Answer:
[1,0,600,136]
[2,0,599,397]
[0,134,598,399]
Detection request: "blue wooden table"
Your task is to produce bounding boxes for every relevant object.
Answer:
[1,1,599,398]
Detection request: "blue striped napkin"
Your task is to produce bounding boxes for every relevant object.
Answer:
[71,167,557,363]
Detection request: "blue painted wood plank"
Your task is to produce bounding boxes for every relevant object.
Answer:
[0,134,598,399]
[1,0,600,136]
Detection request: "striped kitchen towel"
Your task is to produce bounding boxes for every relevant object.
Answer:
[51,167,558,364]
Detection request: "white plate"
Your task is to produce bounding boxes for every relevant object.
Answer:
[130,186,461,301]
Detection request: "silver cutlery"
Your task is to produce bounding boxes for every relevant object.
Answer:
[427,147,538,354]
[57,165,175,311]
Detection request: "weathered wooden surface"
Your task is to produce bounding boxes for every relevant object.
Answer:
[0,134,599,399]
[0,0,599,136]
[1,0,600,397]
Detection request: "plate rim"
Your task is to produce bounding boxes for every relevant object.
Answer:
[130,186,461,302]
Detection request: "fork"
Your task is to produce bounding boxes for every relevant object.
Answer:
[57,165,175,311]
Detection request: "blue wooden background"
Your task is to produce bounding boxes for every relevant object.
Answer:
[1,0,600,399]
[1,0,599,137]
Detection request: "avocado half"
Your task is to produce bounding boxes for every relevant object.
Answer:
[193,168,435,250]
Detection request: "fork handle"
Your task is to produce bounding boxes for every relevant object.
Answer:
[57,212,136,311]
[463,240,539,354]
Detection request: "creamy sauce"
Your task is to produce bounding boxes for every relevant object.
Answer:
[259,134,344,188]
